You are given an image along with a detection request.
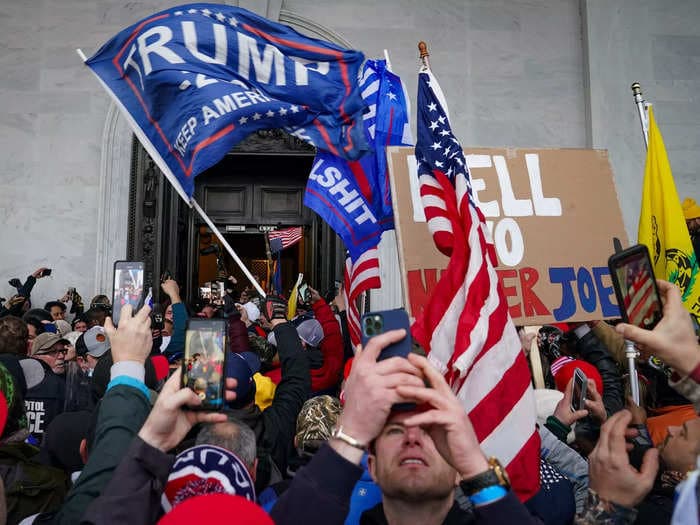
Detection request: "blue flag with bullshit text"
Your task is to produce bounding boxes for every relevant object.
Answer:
[84,3,368,199]
[304,60,411,261]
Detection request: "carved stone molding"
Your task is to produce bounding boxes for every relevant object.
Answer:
[278,9,353,48]
[231,128,316,154]
[95,103,132,296]
[238,0,282,20]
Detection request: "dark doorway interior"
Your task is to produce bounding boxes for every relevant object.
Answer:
[129,132,344,307]
[196,228,301,296]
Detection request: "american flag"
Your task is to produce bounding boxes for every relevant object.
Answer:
[268,226,303,253]
[343,248,381,344]
[411,66,540,500]
[336,60,410,346]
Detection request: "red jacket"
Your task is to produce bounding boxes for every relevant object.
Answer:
[265,299,344,392]
[228,314,251,353]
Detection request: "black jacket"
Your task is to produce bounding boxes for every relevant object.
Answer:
[25,360,65,443]
[229,321,311,491]
[361,502,473,524]
[80,436,171,525]
[575,331,624,416]
[573,331,625,445]
[0,276,37,318]
[270,444,543,525]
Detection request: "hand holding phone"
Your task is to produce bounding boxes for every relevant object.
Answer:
[615,279,700,376]
[138,370,229,453]
[571,368,588,412]
[182,319,227,410]
[361,309,413,361]
[112,261,146,326]
[608,244,663,330]
[297,283,310,304]
[361,310,414,411]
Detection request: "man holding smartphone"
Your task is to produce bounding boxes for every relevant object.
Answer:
[271,330,540,524]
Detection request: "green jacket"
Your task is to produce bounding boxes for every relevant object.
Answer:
[50,383,150,524]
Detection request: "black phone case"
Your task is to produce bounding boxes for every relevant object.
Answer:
[607,244,663,329]
[183,319,227,411]
[571,369,588,412]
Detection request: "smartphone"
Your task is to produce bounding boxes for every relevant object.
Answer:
[608,244,663,329]
[151,304,165,331]
[182,319,227,410]
[199,285,212,302]
[41,268,52,277]
[298,283,310,304]
[112,261,145,326]
[360,309,412,361]
[571,367,588,412]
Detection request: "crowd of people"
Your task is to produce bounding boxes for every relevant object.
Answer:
[0,204,696,525]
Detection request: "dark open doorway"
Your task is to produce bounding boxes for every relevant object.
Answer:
[196,227,303,296]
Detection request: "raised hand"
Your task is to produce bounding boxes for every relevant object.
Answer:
[138,369,237,452]
[584,380,607,423]
[339,330,424,448]
[588,410,659,507]
[397,353,489,479]
[104,304,152,364]
[553,376,589,426]
[616,280,699,376]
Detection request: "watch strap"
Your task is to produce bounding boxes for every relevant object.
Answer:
[459,469,501,496]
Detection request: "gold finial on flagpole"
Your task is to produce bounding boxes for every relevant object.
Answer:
[418,41,430,69]
[418,41,429,58]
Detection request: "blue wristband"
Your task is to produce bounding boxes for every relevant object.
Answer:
[107,375,150,400]
[469,485,508,506]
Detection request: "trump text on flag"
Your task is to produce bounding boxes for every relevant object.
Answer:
[86,5,367,199]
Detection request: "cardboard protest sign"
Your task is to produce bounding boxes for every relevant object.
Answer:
[387,146,629,325]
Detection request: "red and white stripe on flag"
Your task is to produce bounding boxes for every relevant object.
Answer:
[268,226,303,250]
[344,248,381,346]
[411,67,540,501]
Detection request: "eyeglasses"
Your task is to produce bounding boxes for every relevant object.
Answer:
[43,347,67,357]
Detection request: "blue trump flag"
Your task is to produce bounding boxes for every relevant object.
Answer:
[304,60,411,261]
[85,3,368,200]
[360,59,412,224]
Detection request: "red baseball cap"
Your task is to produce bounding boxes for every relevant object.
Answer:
[553,359,603,395]
[159,494,272,525]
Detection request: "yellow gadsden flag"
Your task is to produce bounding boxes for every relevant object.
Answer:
[638,106,700,320]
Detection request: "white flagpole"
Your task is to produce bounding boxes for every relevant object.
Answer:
[77,49,265,297]
[631,82,649,150]
[383,49,392,71]
[627,81,647,405]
